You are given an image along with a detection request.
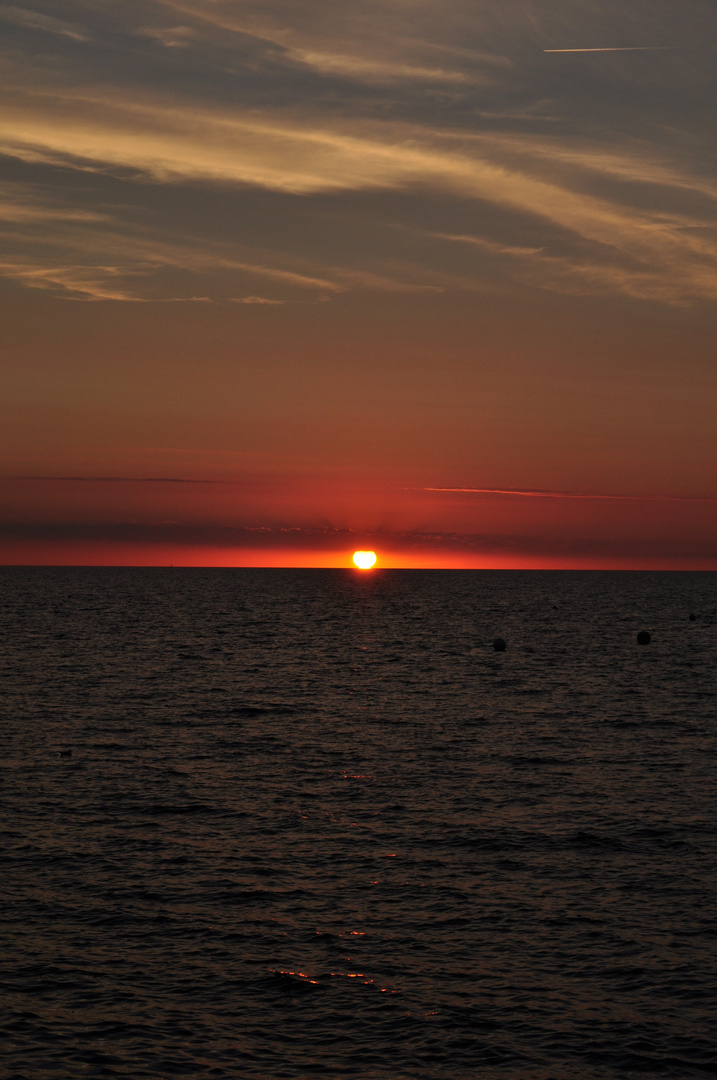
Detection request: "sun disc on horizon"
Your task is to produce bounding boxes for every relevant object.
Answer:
[353,550,377,570]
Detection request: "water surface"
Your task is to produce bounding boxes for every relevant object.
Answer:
[2,569,715,1078]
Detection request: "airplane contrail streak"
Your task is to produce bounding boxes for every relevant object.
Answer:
[544,47,670,53]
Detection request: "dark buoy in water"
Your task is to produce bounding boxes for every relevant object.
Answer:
[59,749,72,757]
[636,630,651,645]
[493,637,507,652]
[689,613,696,622]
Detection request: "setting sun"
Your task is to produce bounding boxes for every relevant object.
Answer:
[352,550,377,569]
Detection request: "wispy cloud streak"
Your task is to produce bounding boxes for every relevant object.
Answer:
[422,488,717,503]
[5,476,225,484]
[0,0,716,307]
[2,88,717,301]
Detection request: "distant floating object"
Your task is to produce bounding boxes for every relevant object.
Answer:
[59,749,72,757]
[636,631,651,645]
[689,613,696,622]
[493,637,507,652]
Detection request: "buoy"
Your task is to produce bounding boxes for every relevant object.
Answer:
[493,637,507,652]
[689,613,696,622]
[636,630,651,645]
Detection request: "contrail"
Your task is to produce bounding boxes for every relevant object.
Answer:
[544,47,670,53]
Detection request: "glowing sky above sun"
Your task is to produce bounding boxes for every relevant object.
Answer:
[0,0,716,567]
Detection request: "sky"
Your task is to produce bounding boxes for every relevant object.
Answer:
[1,0,716,568]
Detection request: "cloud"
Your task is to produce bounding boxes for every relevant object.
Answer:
[231,295,285,304]
[0,186,471,301]
[475,134,717,203]
[136,25,197,49]
[0,221,347,300]
[422,487,717,503]
[430,229,717,304]
[328,267,444,293]
[5,475,224,483]
[0,4,89,42]
[3,90,716,301]
[0,187,107,223]
[156,0,515,97]
[1,0,716,304]
[1,87,713,216]
[290,50,489,86]
[0,259,144,300]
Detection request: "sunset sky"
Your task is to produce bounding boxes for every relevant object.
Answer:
[1,0,716,567]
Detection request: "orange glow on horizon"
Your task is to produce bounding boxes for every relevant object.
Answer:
[1,539,716,571]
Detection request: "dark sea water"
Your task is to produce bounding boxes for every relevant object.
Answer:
[1,568,716,1080]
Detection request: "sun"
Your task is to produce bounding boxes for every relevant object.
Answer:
[352,550,377,570]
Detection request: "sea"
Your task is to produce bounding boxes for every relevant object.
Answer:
[1,568,716,1080]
